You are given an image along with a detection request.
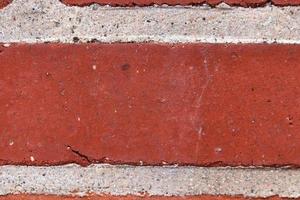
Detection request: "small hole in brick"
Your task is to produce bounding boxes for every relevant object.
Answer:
[121,64,130,71]
[287,115,294,126]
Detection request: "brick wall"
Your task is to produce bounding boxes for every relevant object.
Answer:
[0,0,300,200]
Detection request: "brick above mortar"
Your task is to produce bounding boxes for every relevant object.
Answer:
[2,0,300,7]
[2,0,300,12]
[0,195,297,200]
[60,0,300,7]
[0,0,11,8]
[60,0,267,7]
[2,0,300,10]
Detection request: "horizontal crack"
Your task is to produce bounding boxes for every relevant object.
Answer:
[66,145,92,163]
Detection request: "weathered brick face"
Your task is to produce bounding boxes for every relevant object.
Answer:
[1,43,300,167]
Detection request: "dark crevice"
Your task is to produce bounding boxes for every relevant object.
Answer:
[1,157,300,168]
[66,145,92,163]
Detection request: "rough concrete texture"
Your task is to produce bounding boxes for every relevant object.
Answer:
[1,165,300,198]
[1,0,300,44]
[0,195,294,200]
[2,43,300,167]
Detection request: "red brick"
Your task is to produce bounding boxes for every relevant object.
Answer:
[1,43,300,167]
[0,195,292,200]
[61,0,268,6]
[0,0,11,8]
[272,0,300,5]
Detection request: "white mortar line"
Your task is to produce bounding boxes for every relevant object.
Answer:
[0,0,300,44]
[0,164,299,198]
